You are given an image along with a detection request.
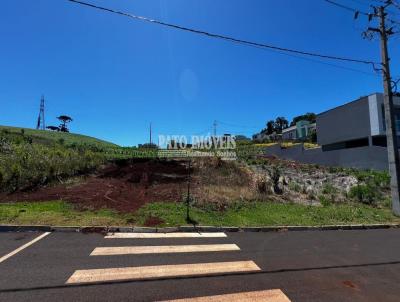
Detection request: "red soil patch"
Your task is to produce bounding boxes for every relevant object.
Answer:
[342,280,359,290]
[0,158,190,213]
[143,216,165,227]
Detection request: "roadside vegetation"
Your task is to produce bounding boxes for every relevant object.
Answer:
[0,200,398,227]
[0,125,397,227]
[0,125,117,148]
[0,201,134,226]
[0,127,108,193]
[0,126,156,193]
[137,201,399,227]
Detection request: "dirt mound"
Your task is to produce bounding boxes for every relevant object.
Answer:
[100,158,188,184]
[0,158,190,212]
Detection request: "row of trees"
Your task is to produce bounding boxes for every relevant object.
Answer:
[290,112,316,127]
[264,117,289,135]
[258,112,316,136]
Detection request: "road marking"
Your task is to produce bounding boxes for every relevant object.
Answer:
[0,232,51,264]
[158,289,291,302]
[90,244,240,256]
[105,232,227,239]
[66,260,260,284]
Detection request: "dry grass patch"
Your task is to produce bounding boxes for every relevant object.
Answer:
[192,158,268,207]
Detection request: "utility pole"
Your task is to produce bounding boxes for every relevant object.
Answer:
[212,120,218,151]
[379,5,400,216]
[186,160,191,223]
[213,120,217,138]
[149,122,152,145]
[368,3,400,215]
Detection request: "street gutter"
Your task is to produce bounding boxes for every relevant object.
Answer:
[0,224,399,233]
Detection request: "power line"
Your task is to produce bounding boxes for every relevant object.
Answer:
[237,38,379,76]
[323,0,369,14]
[347,0,397,13]
[324,0,400,25]
[347,0,374,8]
[217,120,263,130]
[192,127,213,136]
[66,0,378,67]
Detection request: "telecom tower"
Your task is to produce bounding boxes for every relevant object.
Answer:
[36,95,45,130]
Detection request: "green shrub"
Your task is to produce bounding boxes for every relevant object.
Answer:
[289,182,302,192]
[349,184,382,205]
[322,184,337,195]
[319,195,331,207]
[0,141,106,193]
[350,169,390,188]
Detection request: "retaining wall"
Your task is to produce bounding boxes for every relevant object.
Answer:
[263,144,389,171]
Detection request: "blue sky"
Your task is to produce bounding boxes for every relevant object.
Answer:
[1,0,399,146]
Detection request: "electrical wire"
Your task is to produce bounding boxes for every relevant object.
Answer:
[233,38,380,76]
[66,0,378,67]
[192,127,213,136]
[347,0,374,8]
[324,0,369,14]
[217,121,261,130]
[324,0,400,25]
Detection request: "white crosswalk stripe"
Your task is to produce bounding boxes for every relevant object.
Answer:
[66,231,290,300]
[105,232,227,239]
[66,261,261,284]
[158,289,291,302]
[90,244,240,256]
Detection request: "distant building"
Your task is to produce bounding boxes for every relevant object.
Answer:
[252,131,281,142]
[297,120,316,139]
[282,120,316,141]
[262,93,400,170]
[235,135,251,142]
[281,125,297,140]
[252,132,268,142]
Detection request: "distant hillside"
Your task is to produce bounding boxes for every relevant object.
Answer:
[0,125,118,148]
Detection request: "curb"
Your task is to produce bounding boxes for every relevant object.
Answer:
[0,224,399,233]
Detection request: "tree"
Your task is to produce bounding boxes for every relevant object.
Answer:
[46,126,60,131]
[139,143,158,149]
[274,117,289,133]
[235,135,250,141]
[266,120,275,135]
[290,112,316,126]
[57,115,73,133]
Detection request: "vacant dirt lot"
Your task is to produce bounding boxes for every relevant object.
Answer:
[1,156,377,214]
[0,158,190,212]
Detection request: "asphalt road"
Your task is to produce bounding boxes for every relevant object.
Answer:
[0,229,399,301]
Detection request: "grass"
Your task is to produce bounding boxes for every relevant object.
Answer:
[0,125,138,193]
[254,143,278,147]
[137,202,400,227]
[1,200,399,227]
[0,125,118,148]
[0,201,135,226]
[303,142,319,149]
[281,142,301,148]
